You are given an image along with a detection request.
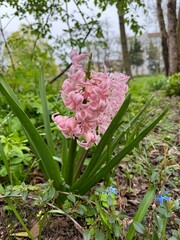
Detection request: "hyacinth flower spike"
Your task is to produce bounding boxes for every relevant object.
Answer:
[52,50,129,150]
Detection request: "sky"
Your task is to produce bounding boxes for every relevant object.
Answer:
[0,0,161,40]
[0,0,180,39]
[0,2,120,37]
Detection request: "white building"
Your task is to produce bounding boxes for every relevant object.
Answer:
[129,32,164,75]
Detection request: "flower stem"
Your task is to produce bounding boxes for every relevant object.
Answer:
[63,138,77,186]
[73,149,88,183]
[86,53,92,79]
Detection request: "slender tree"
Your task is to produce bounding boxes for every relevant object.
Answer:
[156,0,169,76]
[118,13,132,76]
[177,7,180,71]
[156,0,180,75]
[167,0,178,75]
[94,0,146,77]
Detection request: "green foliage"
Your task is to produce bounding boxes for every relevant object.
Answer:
[3,25,58,90]
[128,75,165,107]
[166,73,180,96]
[0,0,103,57]
[0,1,178,238]
[1,180,179,239]
[0,75,68,187]
[1,181,56,204]
[0,131,33,184]
[94,0,146,35]
[62,186,123,239]
[129,74,166,94]
[149,77,167,91]
[153,198,180,239]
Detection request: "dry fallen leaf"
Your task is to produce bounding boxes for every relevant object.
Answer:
[10,232,29,237]
[30,221,40,238]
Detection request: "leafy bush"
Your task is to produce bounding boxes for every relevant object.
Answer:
[0,131,33,184]
[166,73,180,96]
[149,76,167,91]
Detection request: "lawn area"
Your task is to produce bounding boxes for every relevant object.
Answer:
[0,74,179,240]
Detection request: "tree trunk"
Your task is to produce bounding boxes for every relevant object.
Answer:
[118,14,132,77]
[167,0,178,75]
[156,0,169,76]
[177,7,180,72]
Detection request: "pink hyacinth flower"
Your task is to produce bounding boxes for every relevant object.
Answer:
[52,50,129,149]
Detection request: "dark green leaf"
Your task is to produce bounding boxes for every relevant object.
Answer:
[0,184,4,194]
[113,223,121,237]
[83,229,91,240]
[152,231,159,240]
[94,229,105,240]
[151,172,160,182]
[172,200,180,211]
[133,222,146,234]
[67,193,76,203]
[22,191,28,201]
[107,195,114,206]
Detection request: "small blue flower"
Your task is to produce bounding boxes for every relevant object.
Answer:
[105,186,118,196]
[156,191,170,205]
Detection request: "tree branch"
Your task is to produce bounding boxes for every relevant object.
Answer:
[49,27,92,84]
[0,17,16,71]
[50,63,72,84]
[30,35,39,61]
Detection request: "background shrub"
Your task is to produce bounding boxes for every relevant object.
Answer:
[166,73,180,96]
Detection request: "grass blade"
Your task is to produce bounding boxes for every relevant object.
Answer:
[111,96,154,148]
[126,187,156,240]
[39,68,55,155]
